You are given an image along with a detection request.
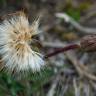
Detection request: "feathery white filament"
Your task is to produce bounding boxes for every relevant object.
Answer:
[0,12,44,73]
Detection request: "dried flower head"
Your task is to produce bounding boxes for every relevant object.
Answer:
[0,12,44,73]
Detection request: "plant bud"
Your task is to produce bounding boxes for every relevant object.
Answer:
[80,35,96,52]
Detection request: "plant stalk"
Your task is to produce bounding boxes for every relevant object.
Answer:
[44,44,80,59]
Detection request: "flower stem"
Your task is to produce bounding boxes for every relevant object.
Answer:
[44,44,80,59]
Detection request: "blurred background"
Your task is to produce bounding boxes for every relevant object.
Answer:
[0,0,96,96]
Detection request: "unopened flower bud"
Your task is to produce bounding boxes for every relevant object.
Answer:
[80,35,96,52]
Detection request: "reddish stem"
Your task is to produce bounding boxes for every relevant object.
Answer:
[44,44,80,59]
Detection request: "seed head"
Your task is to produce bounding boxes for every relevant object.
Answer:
[0,12,44,73]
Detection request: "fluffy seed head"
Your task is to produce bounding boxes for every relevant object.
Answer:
[0,12,44,73]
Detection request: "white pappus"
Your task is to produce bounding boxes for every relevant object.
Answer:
[0,12,44,74]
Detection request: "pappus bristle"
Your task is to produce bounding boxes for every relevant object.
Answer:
[0,12,44,74]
